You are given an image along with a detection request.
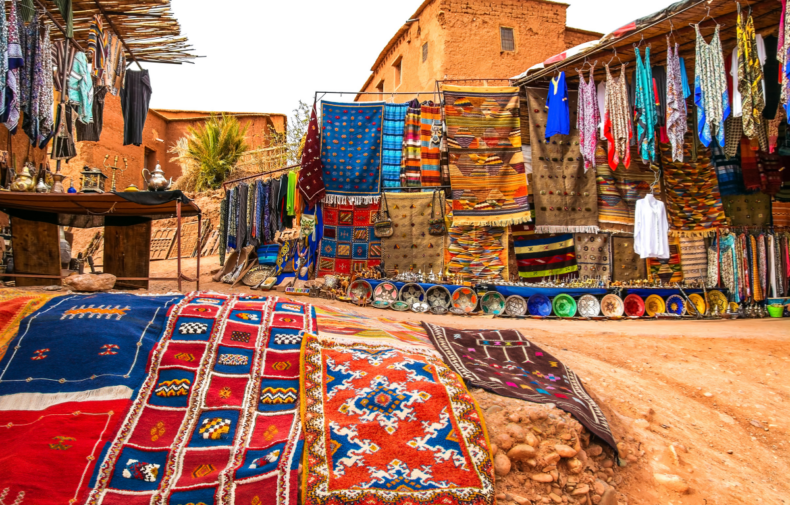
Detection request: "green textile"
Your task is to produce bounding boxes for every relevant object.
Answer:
[52,0,73,38]
[287,170,297,216]
[18,0,34,22]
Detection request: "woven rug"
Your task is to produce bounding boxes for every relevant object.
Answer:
[647,237,684,283]
[512,224,578,281]
[0,290,58,361]
[87,293,316,505]
[314,304,434,351]
[402,99,422,188]
[317,201,381,276]
[420,102,442,186]
[678,236,708,284]
[298,102,326,207]
[443,85,530,227]
[447,225,508,281]
[380,192,444,276]
[596,145,659,233]
[0,399,129,504]
[320,101,385,205]
[526,87,599,233]
[611,235,648,282]
[723,193,771,227]
[575,233,612,281]
[382,102,408,190]
[773,201,790,227]
[300,333,495,505]
[0,293,182,410]
[421,323,617,453]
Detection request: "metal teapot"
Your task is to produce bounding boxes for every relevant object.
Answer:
[10,164,35,192]
[142,162,173,191]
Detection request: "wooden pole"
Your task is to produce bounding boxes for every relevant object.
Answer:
[93,0,144,71]
[196,212,201,291]
[33,0,84,52]
[176,198,182,292]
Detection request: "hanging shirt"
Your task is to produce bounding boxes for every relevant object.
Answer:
[69,51,93,124]
[634,194,669,259]
[545,72,570,139]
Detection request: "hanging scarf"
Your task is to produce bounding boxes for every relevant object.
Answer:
[298,102,326,207]
[719,233,740,302]
[750,234,764,301]
[737,6,766,140]
[694,24,730,147]
[577,66,600,171]
[707,235,719,288]
[666,40,688,162]
[88,14,107,80]
[262,181,271,244]
[0,1,7,118]
[2,0,23,132]
[287,170,297,216]
[227,187,238,251]
[603,64,632,170]
[758,234,768,299]
[634,47,656,163]
[219,191,229,265]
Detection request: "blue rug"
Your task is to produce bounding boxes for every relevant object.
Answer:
[382,102,408,190]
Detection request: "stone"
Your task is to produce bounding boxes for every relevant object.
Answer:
[531,473,554,483]
[601,459,613,469]
[508,493,530,505]
[555,444,577,458]
[566,457,583,474]
[495,433,515,451]
[718,412,735,425]
[525,432,540,447]
[64,273,116,292]
[749,420,763,428]
[506,423,527,442]
[593,479,607,495]
[653,473,689,494]
[508,412,521,423]
[44,285,63,291]
[544,452,561,465]
[600,488,618,505]
[488,405,504,415]
[592,496,602,504]
[508,444,537,461]
[494,453,512,476]
[576,449,588,465]
[587,444,603,457]
[491,443,498,455]
[549,492,562,503]
[633,418,649,429]
[571,484,590,496]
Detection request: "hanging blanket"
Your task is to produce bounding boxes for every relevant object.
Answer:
[402,99,422,188]
[575,233,611,281]
[512,224,578,281]
[421,323,617,453]
[595,146,656,233]
[443,85,531,227]
[723,193,771,227]
[447,225,508,281]
[299,103,326,207]
[317,201,381,276]
[526,87,599,233]
[773,201,790,228]
[382,102,408,190]
[87,293,315,505]
[380,192,444,276]
[300,333,495,505]
[711,139,745,196]
[0,290,59,361]
[647,236,684,283]
[420,102,443,186]
[611,235,648,283]
[678,236,708,284]
[0,293,182,410]
[320,101,384,205]
[314,304,435,351]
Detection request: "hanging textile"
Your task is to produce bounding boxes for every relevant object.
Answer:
[443,85,531,227]
[298,102,325,207]
[574,233,611,281]
[49,104,76,160]
[19,9,37,122]
[666,41,688,162]
[724,116,744,158]
[419,101,442,186]
[719,232,740,302]
[653,64,668,129]
[595,145,656,233]
[227,187,237,251]
[647,236,684,283]
[634,194,669,259]
[694,24,730,147]
[381,102,408,190]
[773,200,790,228]
[76,86,107,142]
[634,47,657,163]
[0,1,7,119]
[577,66,600,171]
[88,14,107,80]
[706,236,719,288]
[758,233,768,298]
[51,0,73,38]
[679,57,691,99]
[446,225,508,281]
[545,71,570,138]
[723,192,771,227]
[68,52,93,124]
[316,201,381,276]
[603,64,633,169]
[286,170,297,216]
[401,98,421,188]
[512,224,578,281]
[611,235,648,283]
[120,70,152,146]
[380,192,444,275]
[740,136,761,190]
[104,32,122,94]
[679,236,708,284]
[751,234,765,301]
[236,183,249,248]
[21,19,53,147]
[737,6,766,140]
[711,138,744,196]
[757,152,785,196]
[2,0,23,132]
[219,191,229,265]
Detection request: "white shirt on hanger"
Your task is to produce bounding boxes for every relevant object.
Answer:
[634,194,670,259]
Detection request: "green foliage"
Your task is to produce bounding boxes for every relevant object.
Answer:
[268,100,311,166]
[181,114,250,191]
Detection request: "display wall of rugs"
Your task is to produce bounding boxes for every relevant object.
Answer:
[647,236,684,283]
[595,145,657,233]
[611,235,647,282]
[722,193,772,227]
[526,87,599,233]
[678,236,708,284]
[380,192,444,275]
[574,233,611,281]
[317,202,381,276]
[446,225,508,281]
[442,85,531,227]
[512,224,578,281]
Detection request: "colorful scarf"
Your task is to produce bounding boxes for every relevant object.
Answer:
[320,101,384,205]
[316,201,381,277]
[751,234,764,301]
[512,225,578,281]
[381,102,408,190]
[634,47,657,163]
[666,41,688,162]
[401,99,422,188]
[0,1,8,117]
[298,102,326,207]
[758,233,768,298]
[219,191,229,265]
[737,7,765,140]
[694,24,730,147]
[88,14,107,79]
[577,66,600,171]
[2,0,23,132]
[719,232,740,302]
[603,64,633,170]
[446,225,508,281]
[420,102,442,186]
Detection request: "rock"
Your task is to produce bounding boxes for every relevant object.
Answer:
[718,412,735,425]
[571,484,590,495]
[491,443,498,455]
[495,433,514,451]
[633,418,649,429]
[508,493,530,505]
[592,496,602,504]
[508,444,537,461]
[554,444,577,458]
[531,472,554,483]
[508,412,521,423]
[749,420,763,428]
[44,285,63,291]
[704,392,713,397]
[526,458,537,467]
[544,452,561,465]
[566,457,584,474]
[525,432,540,447]
[63,273,116,292]
[654,473,689,493]
[494,453,512,476]
[600,488,618,505]
[549,492,562,503]
[487,405,504,415]
[587,444,603,457]
[601,459,613,469]
[593,479,607,495]
[506,423,526,442]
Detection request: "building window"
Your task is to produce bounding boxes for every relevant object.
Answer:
[375,79,385,100]
[500,27,515,52]
[393,56,403,87]
[422,42,429,63]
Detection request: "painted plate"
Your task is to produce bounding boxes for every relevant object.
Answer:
[430,305,448,315]
[371,300,391,309]
[505,295,528,317]
[481,291,506,315]
[600,294,624,317]
[645,294,666,317]
[577,294,600,317]
[411,302,430,313]
[706,290,728,313]
[452,287,478,313]
[687,293,707,316]
[373,281,399,303]
[347,279,373,301]
[242,266,274,287]
[426,285,452,309]
[623,294,645,317]
[391,301,410,312]
[527,294,552,317]
[665,294,686,315]
[399,283,426,304]
[552,294,577,318]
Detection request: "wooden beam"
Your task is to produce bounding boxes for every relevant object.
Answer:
[93,0,144,71]
[33,0,85,52]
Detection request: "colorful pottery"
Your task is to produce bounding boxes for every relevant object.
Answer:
[552,294,577,318]
[431,305,448,315]
[577,294,600,317]
[399,283,426,304]
[371,300,391,309]
[645,294,666,317]
[452,287,478,313]
[373,281,399,303]
[665,294,686,315]
[527,294,552,316]
[687,293,707,315]
[426,285,452,309]
[505,295,528,316]
[728,301,740,312]
[411,301,430,313]
[623,294,645,317]
[481,291,506,315]
[347,279,373,301]
[706,290,727,314]
[391,300,410,312]
[600,294,625,317]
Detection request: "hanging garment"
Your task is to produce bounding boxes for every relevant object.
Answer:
[51,0,72,38]
[19,9,37,117]
[52,39,77,94]
[634,47,657,163]
[596,79,606,138]
[694,24,730,147]
[278,173,292,229]
[219,191,229,265]
[76,85,107,142]
[298,102,325,207]
[758,234,768,298]
[286,170,297,216]
[22,20,53,147]
[706,236,719,288]
[724,116,743,158]
[763,35,781,120]
[227,187,237,251]
[603,64,632,170]
[666,41,688,162]
[731,50,743,118]
[49,103,76,161]
[0,1,8,119]
[679,57,691,99]
[401,98,421,188]
[719,232,740,302]
[652,64,667,128]
[68,52,93,124]
[737,7,766,141]
[269,177,279,238]
[381,102,408,190]
[711,138,744,196]
[751,234,764,301]
[420,101,442,186]
[577,66,600,171]
[545,71,570,138]
[120,69,152,146]
[634,194,669,259]
[237,183,249,249]
[2,0,23,132]
[104,32,122,94]
[88,14,107,80]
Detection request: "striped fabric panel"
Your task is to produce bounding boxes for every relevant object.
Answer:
[513,231,578,280]
[420,104,442,186]
[401,99,422,188]
[88,14,107,79]
[382,103,408,190]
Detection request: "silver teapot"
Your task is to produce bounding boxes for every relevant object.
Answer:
[142,162,173,191]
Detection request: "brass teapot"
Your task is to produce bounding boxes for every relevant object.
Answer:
[10,164,35,192]
[142,162,173,191]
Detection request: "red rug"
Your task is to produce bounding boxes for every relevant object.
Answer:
[0,290,58,361]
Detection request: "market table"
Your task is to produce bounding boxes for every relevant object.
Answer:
[0,191,201,290]
[366,280,608,298]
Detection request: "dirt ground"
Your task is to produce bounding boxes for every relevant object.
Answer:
[11,255,790,505]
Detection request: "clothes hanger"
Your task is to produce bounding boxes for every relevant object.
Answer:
[690,6,725,28]
[648,168,661,195]
[668,20,678,46]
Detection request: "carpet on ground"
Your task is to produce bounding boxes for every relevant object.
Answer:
[0,290,59,361]
[421,323,617,454]
[300,333,495,505]
[443,85,530,227]
[380,192,444,276]
[511,223,578,281]
[316,201,381,276]
[447,225,508,281]
[86,293,315,505]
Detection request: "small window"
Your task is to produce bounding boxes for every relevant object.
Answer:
[500,27,515,52]
[376,80,384,93]
[393,57,403,87]
[422,42,429,63]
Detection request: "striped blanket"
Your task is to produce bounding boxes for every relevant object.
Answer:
[382,102,408,190]
[512,224,578,281]
[401,99,422,188]
[420,102,442,186]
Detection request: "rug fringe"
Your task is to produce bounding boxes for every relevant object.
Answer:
[452,213,533,228]
[534,225,600,234]
[322,193,381,206]
[668,229,717,238]
[0,385,133,411]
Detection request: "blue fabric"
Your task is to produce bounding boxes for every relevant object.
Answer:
[694,70,730,148]
[679,57,691,99]
[382,102,408,190]
[634,47,656,162]
[711,138,745,196]
[0,293,182,397]
[545,72,569,139]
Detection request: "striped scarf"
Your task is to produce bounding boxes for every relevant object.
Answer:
[401,99,422,188]
[420,102,442,186]
[88,14,107,80]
